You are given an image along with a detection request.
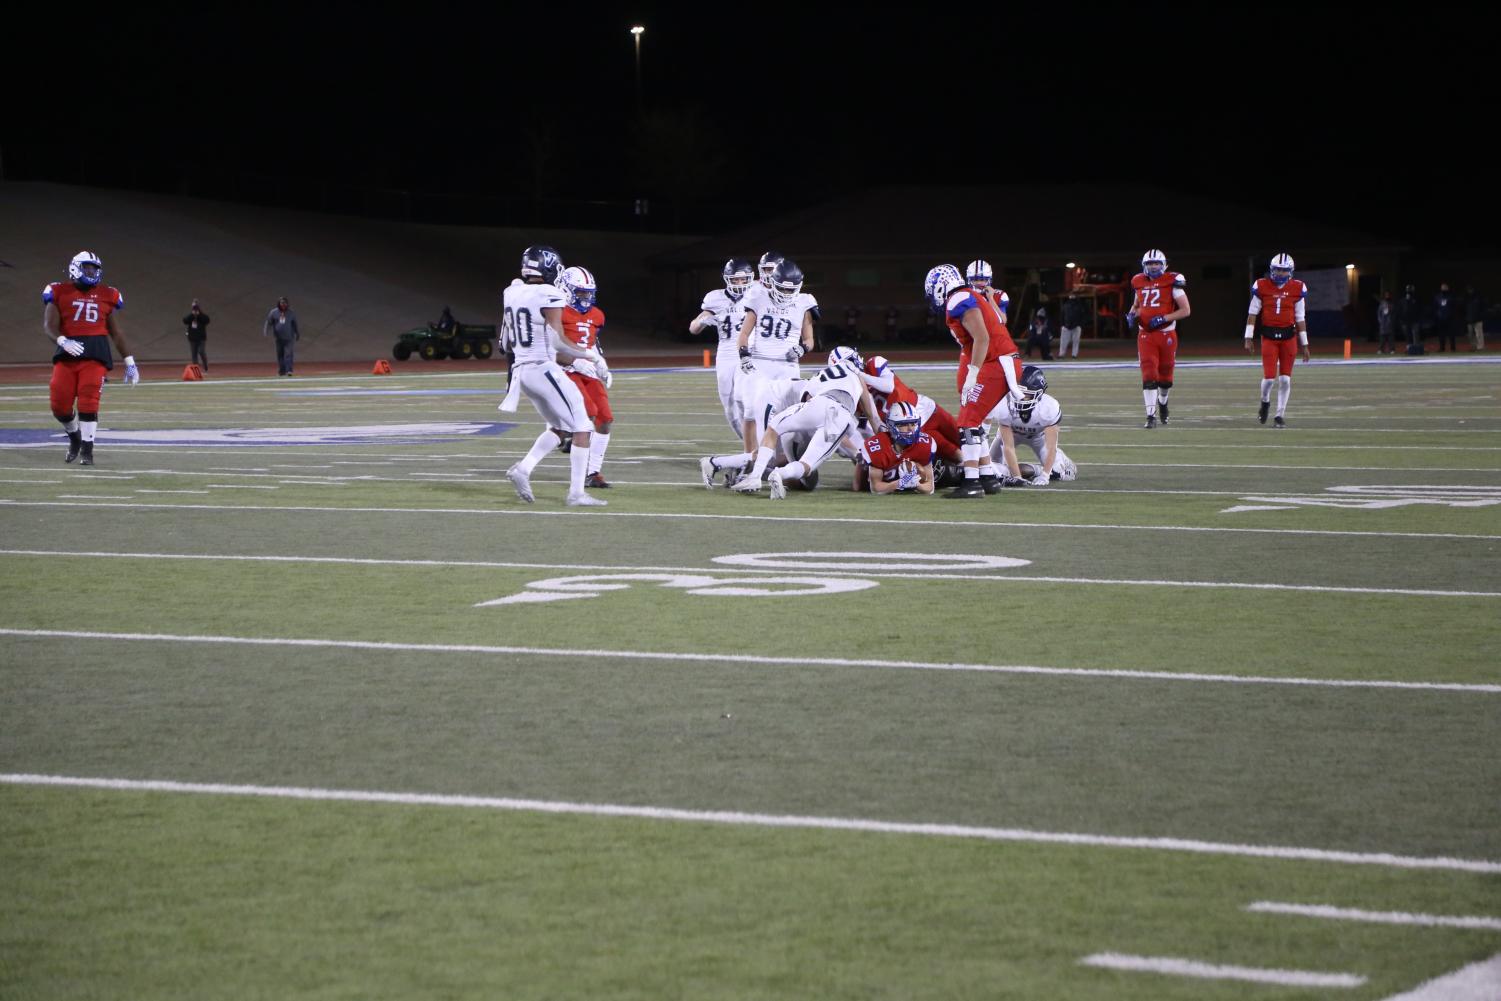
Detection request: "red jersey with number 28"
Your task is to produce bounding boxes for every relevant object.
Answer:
[863,430,936,471]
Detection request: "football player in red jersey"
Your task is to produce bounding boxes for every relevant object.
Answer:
[557,266,614,487]
[854,402,936,494]
[856,352,963,463]
[1244,253,1311,428]
[1128,249,1191,428]
[925,263,1023,498]
[43,251,138,465]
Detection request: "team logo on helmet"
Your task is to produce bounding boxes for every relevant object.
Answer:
[723,258,755,300]
[560,266,597,310]
[520,245,563,283]
[888,401,922,446]
[923,264,965,312]
[69,251,103,287]
[1140,249,1167,279]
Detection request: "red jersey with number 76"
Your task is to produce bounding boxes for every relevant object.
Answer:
[44,281,124,368]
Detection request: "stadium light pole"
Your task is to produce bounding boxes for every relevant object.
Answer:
[631,26,645,114]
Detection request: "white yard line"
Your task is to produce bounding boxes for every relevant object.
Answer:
[1,773,1496,874]
[0,627,1495,694]
[2,498,1497,541]
[134,489,211,495]
[1379,955,1501,1000]
[0,549,1492,599]
[1078,953,1365,988]
[1246,902,1501,930]
[54,494,135,500]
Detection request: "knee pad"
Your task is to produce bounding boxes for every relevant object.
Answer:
[78,411,99,422]
[959,426,985,446]
[1142,380,1156,390]
[1157,380,1172,390]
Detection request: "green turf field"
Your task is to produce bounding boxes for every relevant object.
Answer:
[2,356,1499,999]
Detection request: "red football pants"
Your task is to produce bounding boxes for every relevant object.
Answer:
[1138,330,1177,383]
[1261,336,1297,378]
[50,359,106,416]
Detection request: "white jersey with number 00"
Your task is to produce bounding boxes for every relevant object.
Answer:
[503,279,569,366]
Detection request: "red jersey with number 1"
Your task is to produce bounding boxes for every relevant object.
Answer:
[1251,277,1306,332]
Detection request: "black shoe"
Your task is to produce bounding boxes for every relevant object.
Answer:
[79,441,94,466]
[979,474,1003,494]
[559,437,573,454]
[1144,414,1157,429]
[1258,400,1270,424]
[1274,416,1286,429]
[945,480,987,498]
[64,431,82,463]
[584,472,610,489]
[1158,400,1169,424]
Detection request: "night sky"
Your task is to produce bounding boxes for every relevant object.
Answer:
[8,10,1494,250]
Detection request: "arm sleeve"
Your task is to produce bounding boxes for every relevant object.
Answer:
[1295,298,1307,322]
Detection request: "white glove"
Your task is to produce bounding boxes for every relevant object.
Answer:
[123,356,140,385]
[581,348,604,367]
[897,460,920,491]
[784,342,806,363]
[1028,472,1049,486]
[960,364,980,401]
[739,354,755,374]
[57,335,85,357]
[599,363,613,389]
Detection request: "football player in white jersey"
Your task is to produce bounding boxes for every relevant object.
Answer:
[730,352,877,500]
[699,374,809,487]
[986,365,1076,485]
[500,245,610,507]
[757,250,785,288]
[689,257,756,438]
[733,258,819,450]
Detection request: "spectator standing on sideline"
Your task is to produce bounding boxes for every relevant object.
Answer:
[182,299,210,372]
[263,296,300,376]
[1059,293,1086,358]
[1024,306,1054,360]
[1432,283,1457,352]
[1465,286,1485,351]
[1376,291,1396,355]
[1397,284,1423,351]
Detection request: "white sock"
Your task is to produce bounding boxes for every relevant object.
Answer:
[780,460,808,481]
[1157,387,1170,404]
[588,432,610,475]
[568,438,589,494]
[1276,375,1291,417]
[745,446,774,480]
[1260,377,1274,402]
[80,420,97,442]
[1143,389,1157,415]
[517,430,559,474]
[712,452,752,472]
[961,441,984,478]
[62,416,80,433]
[979,461,997,477]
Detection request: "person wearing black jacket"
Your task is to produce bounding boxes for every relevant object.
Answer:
[1465,286,1485,351]
[1024,307,1054,360]
[183,300,209,372]
[1059,294,1086,358]
[1432,283,1457,352]
[1397,285,1424,352]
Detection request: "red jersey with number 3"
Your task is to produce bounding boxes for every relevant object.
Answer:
[44,281,124,368]
[1130,272,1186,332]
[943,289,1017,365]
[560,304,606,380]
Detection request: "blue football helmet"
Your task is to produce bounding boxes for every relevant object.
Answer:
[768,259,804,306]
[1141,248,1167,280]
[1269,252,1295,287]
[69,250,103,287]
[889,401,922,446]
[923,264,965,312]
[520,245,563,283]
[758,251,785,288]
[723,258,755,300]
[1017,364,1047,418]
[560,266,597,310]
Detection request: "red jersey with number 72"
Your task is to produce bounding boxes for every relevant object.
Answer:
[1130,272,1187,332]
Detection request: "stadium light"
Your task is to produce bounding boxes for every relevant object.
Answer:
[631,26,646,112]
[1065,261,1076,269]
[1345,263,1356,271]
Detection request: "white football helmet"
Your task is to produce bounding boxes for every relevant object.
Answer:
[560,266,597,310]
[1141,249,1167,279]
[888,401,922,446]
[827,345,862,369]
[758,251,785,288]
[965,259,993,288]
[69,251,103,287]
[1269,253,1295,286]
[923,264,965,312]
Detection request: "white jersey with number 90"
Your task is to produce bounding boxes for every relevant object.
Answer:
[503,279,568,366]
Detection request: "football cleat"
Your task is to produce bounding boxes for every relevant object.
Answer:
[559,266,597,311]
[723,258,755,300]
[768,259,804,306]
[519,245,563,283]
[1158,400,1169,424]
[1274,416,1286,429]
[979,474,1003,494]
[1144,414,1157,429]
[944,479,987,499]
[78,441,94,466]
[923,264,965,312]
[699,456,717,489]
[64,431,82,463]
[69,251,103,287]
[566,492,607,507]
[1141,249,1167,279]
[585,472,610,489]
[729,474,761,493]
[506,464,534,503]
[1258,400,1270,424]
[767,469,787,500]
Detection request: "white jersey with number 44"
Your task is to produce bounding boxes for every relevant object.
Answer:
[502,279,568,366]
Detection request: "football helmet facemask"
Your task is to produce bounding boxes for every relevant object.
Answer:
[965,259,993,289]
[560,266,597,310]
[1141,249,1167,280]
[69,251,103,287]
[1269,252,1295,287]
[723,258,755,300]
[1017,364,1047,418]
[768,259,804,306]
